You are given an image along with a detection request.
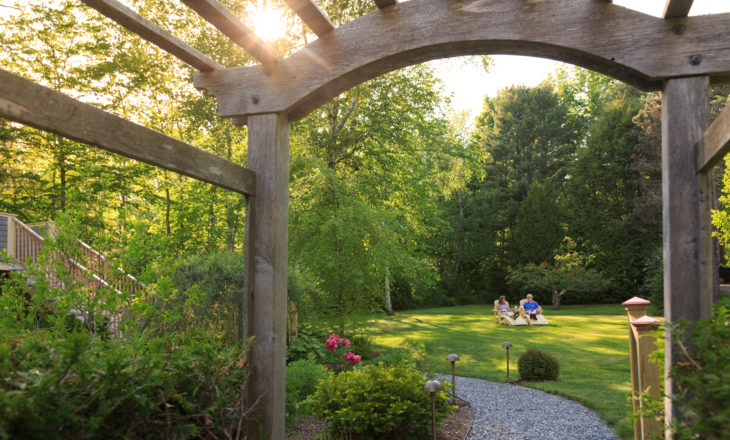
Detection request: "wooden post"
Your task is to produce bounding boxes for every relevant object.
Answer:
[622,297,663,440]
[661,77,712,438]
[622,297,650,439]
[632,316,663,439]
[245,113,289,440]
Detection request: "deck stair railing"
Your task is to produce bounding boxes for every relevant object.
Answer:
[1,212,146,299]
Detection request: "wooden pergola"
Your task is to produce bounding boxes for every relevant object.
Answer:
[2,0,729,438]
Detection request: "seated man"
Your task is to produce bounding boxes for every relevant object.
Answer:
[520,294,543,321]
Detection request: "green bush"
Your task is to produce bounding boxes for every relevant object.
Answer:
[310,361,454,439]
[518,348,560,381]
[669,304,730,439]
[286,358,330,425]
[364,348,413,367]
[287,330,326,363]
[0,330,250,440]
[344,333,375,360]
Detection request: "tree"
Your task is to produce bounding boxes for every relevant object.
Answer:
[508,237,611,309]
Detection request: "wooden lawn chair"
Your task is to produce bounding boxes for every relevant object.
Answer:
[494,299,527,326]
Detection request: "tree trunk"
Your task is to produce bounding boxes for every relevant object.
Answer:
[552,288,562,310]
[384,267,393,315]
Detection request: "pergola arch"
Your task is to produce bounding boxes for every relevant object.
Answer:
[194,0,730,122]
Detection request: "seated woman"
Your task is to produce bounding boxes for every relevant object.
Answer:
[496,296,518,318]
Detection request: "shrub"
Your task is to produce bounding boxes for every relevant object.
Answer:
[287,330,326,363]
[518,348,560,381]
[364,348,413,368]
[310,361,454,439]
[344,333,375,359]
[669,304,730,439]
[286,358,330,425]
[0,330,251,439]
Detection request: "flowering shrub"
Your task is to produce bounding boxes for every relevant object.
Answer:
[310,361,454,439]
[322,333,361,373]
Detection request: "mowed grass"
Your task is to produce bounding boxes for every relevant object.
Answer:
[367,304,636,439]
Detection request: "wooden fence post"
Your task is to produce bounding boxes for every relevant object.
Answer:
[622,297,662,440]
[245,113,289,440]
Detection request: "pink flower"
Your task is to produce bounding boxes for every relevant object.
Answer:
[353,355,361,365]
[325,335,339,351]
[324,365,332,371]
[341,339,351,347]
[344,351,355,361]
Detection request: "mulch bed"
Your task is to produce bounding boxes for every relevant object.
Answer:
[287,399,473,440]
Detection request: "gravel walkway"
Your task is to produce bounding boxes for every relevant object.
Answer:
[440,375,619,440]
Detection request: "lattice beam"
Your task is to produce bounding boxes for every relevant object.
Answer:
[697,101,730,173]
[0,70,255,196]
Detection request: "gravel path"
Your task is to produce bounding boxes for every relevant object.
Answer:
[439,375,619,440]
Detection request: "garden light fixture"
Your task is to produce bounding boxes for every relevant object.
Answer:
[502,341,513,378]
[423,379,444,440]
[446,353,460,402]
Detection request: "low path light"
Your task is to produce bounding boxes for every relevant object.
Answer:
[502,341,513,378]
[446,353,460,401]
[423,379,444,440]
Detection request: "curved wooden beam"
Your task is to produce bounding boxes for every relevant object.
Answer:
[194,0,730,122]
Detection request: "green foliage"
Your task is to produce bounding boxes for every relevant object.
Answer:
[286,358,330,425]
[287,330,327,363]
[0,330,250,440]
[164,252,246,344]
[511,182,565,265]
[668,305,730,440]
[518,348,560,381]
[310,361,454,439]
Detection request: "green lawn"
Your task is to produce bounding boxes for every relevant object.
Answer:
[366,304,637,439]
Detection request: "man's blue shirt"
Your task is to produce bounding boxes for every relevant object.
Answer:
[523,301,540,312]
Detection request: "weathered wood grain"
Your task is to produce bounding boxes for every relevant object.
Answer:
[79,0,222,71]
[696,101,730,173]
[283,0,334,37]
[0,69,255,196]
[193,0,730,123]
[244,114,289,440]
[374,0,396,9]
[662,76,712,433]
[181,0,279,66]
[663,0,693,18]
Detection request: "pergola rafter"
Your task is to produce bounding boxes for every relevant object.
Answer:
[181,0,279,66]
[374,0,396,9]
[283,0,334,37]
[663,0,694,18]
[79,0,223,71]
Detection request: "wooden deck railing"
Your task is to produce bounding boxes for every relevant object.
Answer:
[3,214,146,298]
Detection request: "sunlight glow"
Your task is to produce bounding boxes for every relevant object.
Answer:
[249,6,287,42]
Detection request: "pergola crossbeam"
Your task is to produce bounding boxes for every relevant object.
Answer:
[283,0,334,37]
[0,69,255,196]
[79,0,222,72]
[181,0,279,66]
[697,101,730,173]
[663,0,693,18]
[374,0,396,9]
